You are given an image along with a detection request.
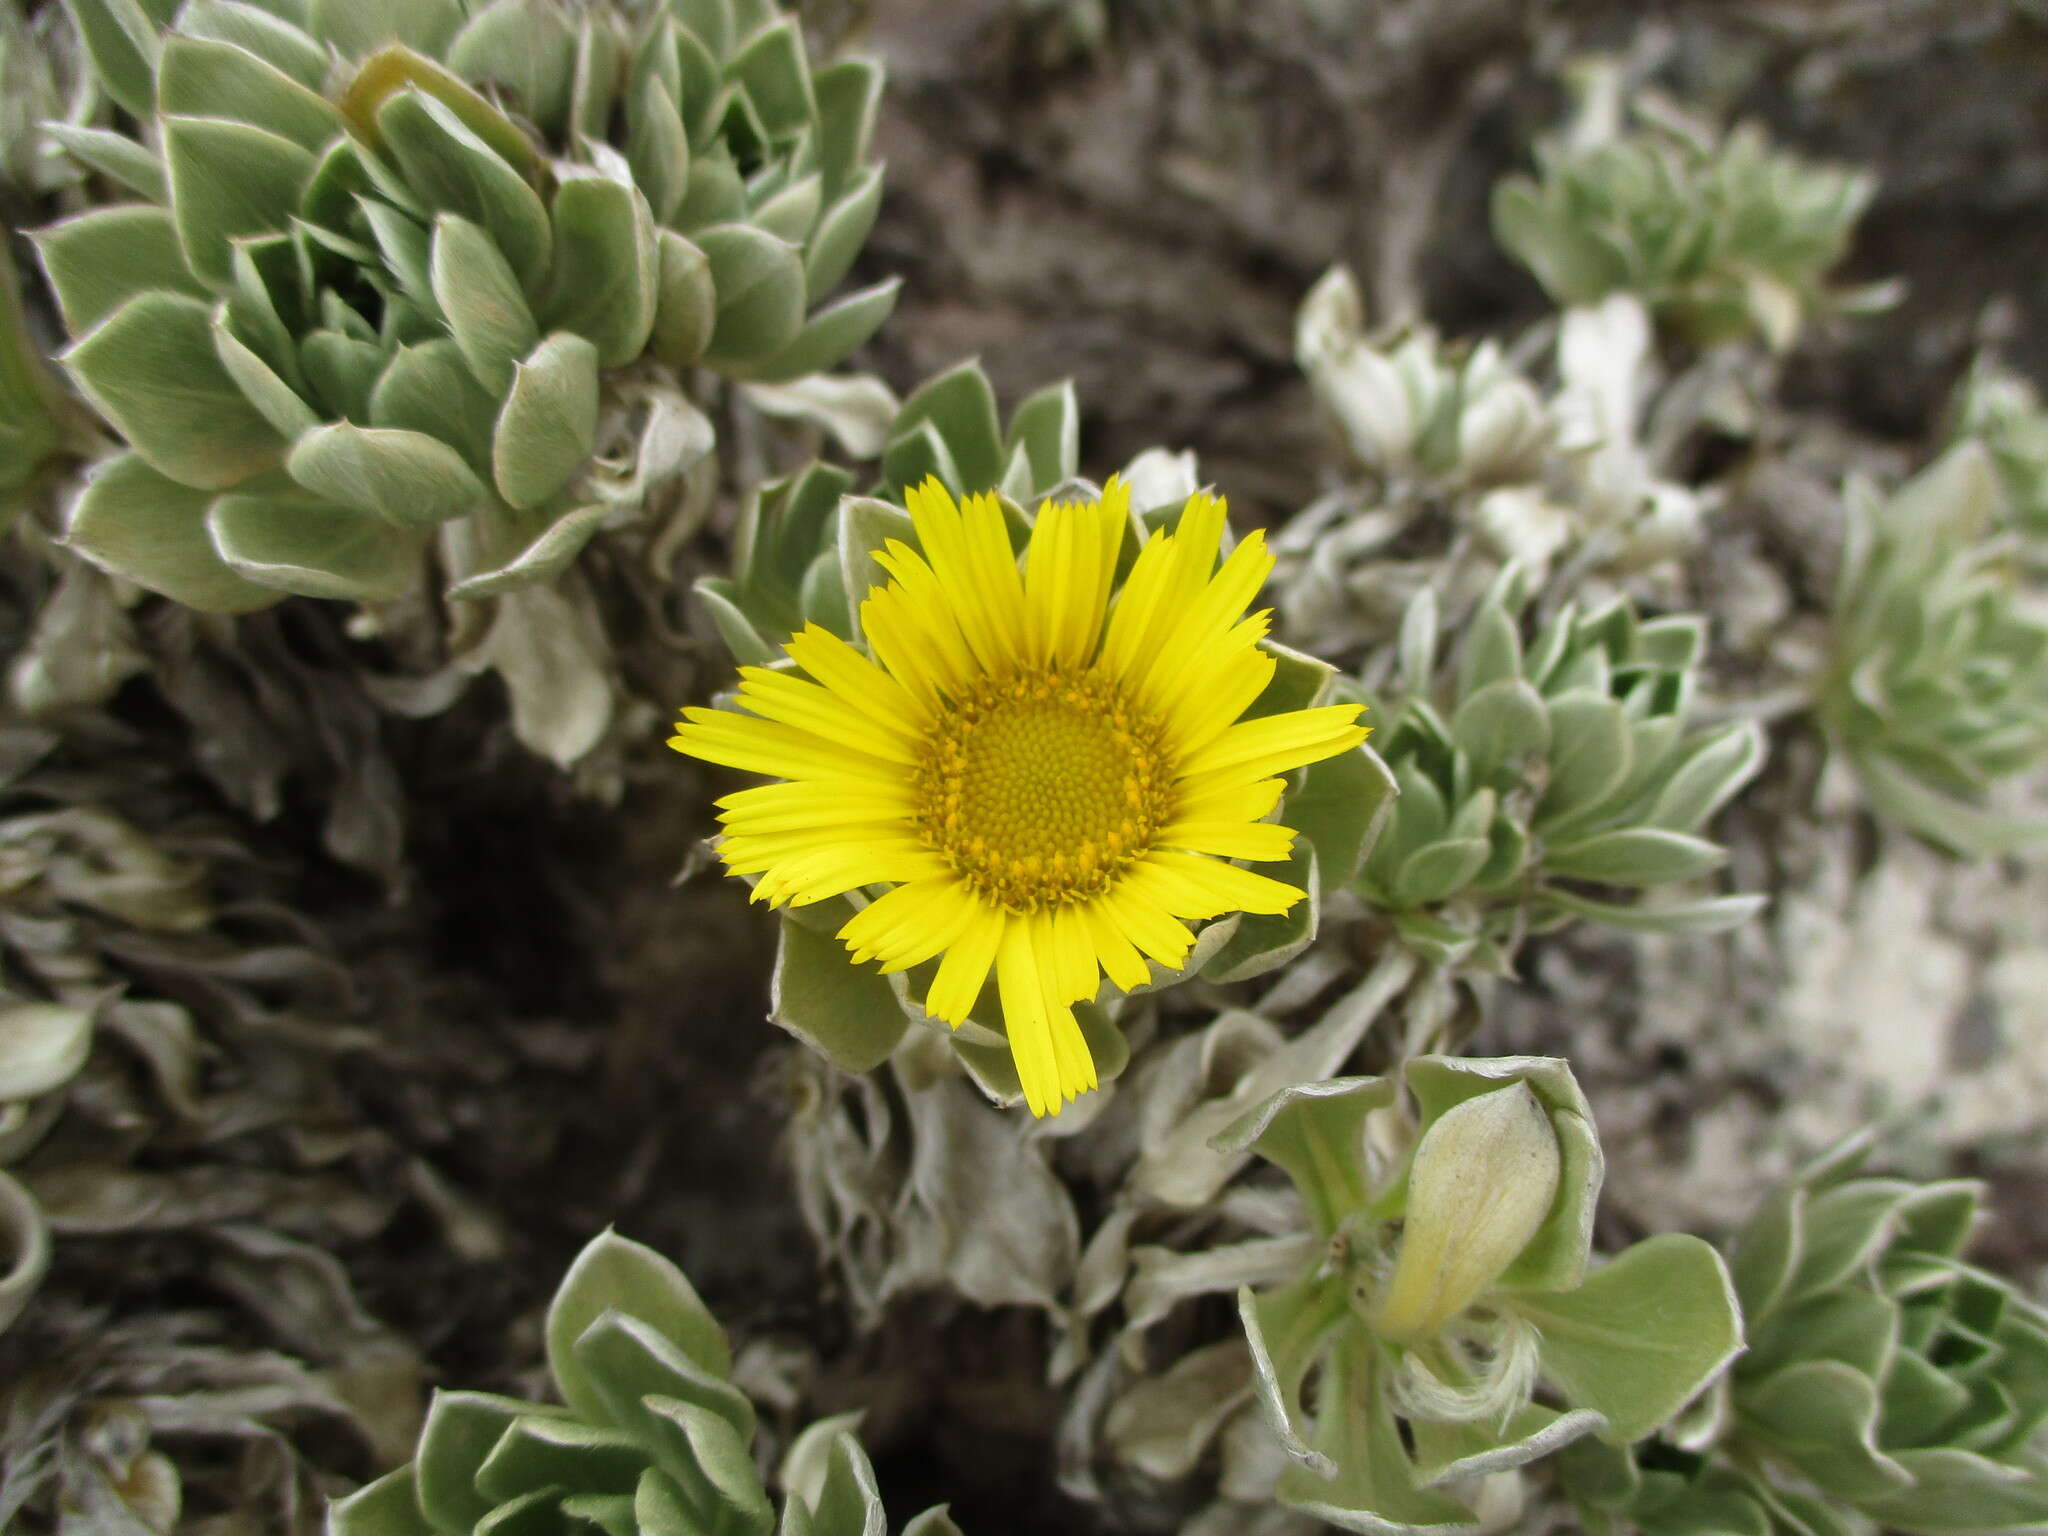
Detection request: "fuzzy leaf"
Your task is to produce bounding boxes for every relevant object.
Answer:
[447,505,606,599]
[208,488,420,600]
[287,421,488,527]
[430,213,539,397]
[651,230,717,367]
[1543,828,1727,888]
[547,1228,732,1423]
[771,910,910,1074]
[59,0,161,119]
[731,278,900,385]
[803,166,884,301]
[377,89,551,293]
[163,114,315,288]
[697,224,806,365]
[64,453,276,611]
[370,338,502,472]
[157,35,344,151]
[543,174,659,367]
[492,332,599,510]
[34,205,207,335]
[1212,1075,1394,1237]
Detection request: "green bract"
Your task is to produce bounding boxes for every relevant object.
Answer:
[1817,442,2048,858]
[1491,61,1880,351]
[1353,572,1765,968]
[42,0,894,609]
[1565,1137,2048,1536]
[1219,1057,1742,1534]
[331,1227,967,1536]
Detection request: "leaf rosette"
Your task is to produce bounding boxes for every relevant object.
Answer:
[40,0,895,610]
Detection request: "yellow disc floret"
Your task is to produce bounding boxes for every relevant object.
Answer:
[915,668,1173,911]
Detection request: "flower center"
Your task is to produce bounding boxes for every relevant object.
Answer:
[913,669,1173,911]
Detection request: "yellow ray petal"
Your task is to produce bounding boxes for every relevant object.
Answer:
[1180,704,1367,785]
[1160,632,1276,757]
[1137,849,1305,918]
[785,624,929,735]
[735,668,918,764]
[861,553,976,703]
[672,709,904,785]
[752,843,949,907]
[1170,775,1286,826]
[1160,819,1299,862]
[1078,899,1150,992]
[1099,492,1227,681]
[924,904,1006,1023]
[838,878,980,971]
[1098,881,1198,969]
[997,916,1062,1117]
[1129,529,1274,715]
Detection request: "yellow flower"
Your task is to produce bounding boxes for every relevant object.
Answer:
[672,478,1366,1116]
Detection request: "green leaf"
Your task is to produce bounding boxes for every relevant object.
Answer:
[1859,1446,2048,1534]
[474,1417,644,1502]
[545,1226,731,1418]
[428,213,539,397]
[641,1399,776,1536]
[570,1312,754,1450]
[889,363,1005,495]
[339,44,539,178]
[542,175,659,367]
[770,910,910,1074]
[651,231,717,368]
[377,89,551,294]
[753,172,822,246]
[1409,1403,1608,1489]
[837,495,916,635]
[1535,886,1767,936]
[492,331,599,510]
[415,1391,541,1535]
[208,487,420,600]
[1452,678,1552,779]
[727,18,816,138]
[448,505,606,599]
[1455,599,1523,705]
[162,114,314,290]
[328,1467,437,1536]
[729,278,899,385]
[627,79,690,225]
[1393,835,1493,908]
[695,578,778,665]
[1736,1359,1913,1500]
[1006,380,1079,496]
[212,312,321,438]
[286,420,488,527]
[42,124,168,202]
[803,166,883,301]
[1210,1076,1394,1237]
[370,338,502,473]
[1645,722,1766,834]
[64,292,286,490]
[1245,639,1338,720]
[175,0,329,89]
[59,0,161,119]
[1542,828,1727,888]
[813,58,882,197]
[64,453,277,611]
[310,0,464,58]
[1238,1275,1348,1476]
[445,0,575,135]
[1202,842,1319,984]
[697,224,806,366]
[1286,743,1399,892]
[157,35,344,152]
[1508,1234,1744,1444]
[34,206,208,335]
[0,1003,94,1101]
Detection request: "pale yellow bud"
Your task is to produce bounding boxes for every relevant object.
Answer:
[1372,1082,1562,1344]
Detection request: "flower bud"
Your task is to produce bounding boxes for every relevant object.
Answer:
[1458,371,1551,487]
[1320,345,1418,474]
[1372,1081,1562,1344]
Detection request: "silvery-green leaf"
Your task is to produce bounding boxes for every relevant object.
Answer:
[286,421,487,528]
[641,1399,775,1536]
[208,488,420,600]
[1543,828,1726,887]
[447,505,605,600]
[1847,745,2048,860]
[327,1466,436,1536]
[753,172,823,246]
[804,166,884,301]
[1744,1286,1896,1382]
[628,79,689,225]
[727,16,817,136]
[899,1509,964,1536]
[339,43,539,179]
[1860,1446,2048,1533]
[423,214,537,398]
[651,230,717,368]
[445,0,575,135]
[213,313,322,438]
[377,89,551,293]
[1735,1359,1912,1500]
[163,114,314,288]
[675,149,746,232]
[697,224,806,365]
[474,1416,644,1502]
[158,34,344,151]
[1211,1075,1393,1236]
[1506,1234,1744,1445]
[474,582,612,766]
[1398,587,1438,701]
[1286,743,1399,892]
[837,494,915,634]
[1455,599,1522,705]
[371,338,502,473]
[493,331,599,510]
[814,57,882,195]
[59,0,161,119]
[1644,722,1766,834]
[880,420,961,500]
[771,908,910,1074]
[571,1311,754,1455]
[741,374,900,461]
[1536,886,1766,935]
[0,1002,93,1102]
[34,205,207,335]
[175,0,328,88]
[1410,1404,1608,1489]
[41,123,168,202]
[543,175,659,367]
[1245,639,1337,720]
[1004,379,1079,494]
[1393,836,1491,908]
[1238,1277,1345,1475]
[1275,1331,1482,1533]
[65,292,286,489]
[547,1228,732,1424]
[65,452,279,611]
[1104,1339,1254,1480]
[414,1391,543,1533]
[695,579,778,666]
[300,327,387,421]
[888,363,1005,496]
[311,0,464,58]
[730,278,900,385]
[0,1169,49,1335]
[1452,677,1551,780]
[1537,693,1633,827]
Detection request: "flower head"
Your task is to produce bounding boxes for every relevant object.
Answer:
[673,478,1366,1115]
